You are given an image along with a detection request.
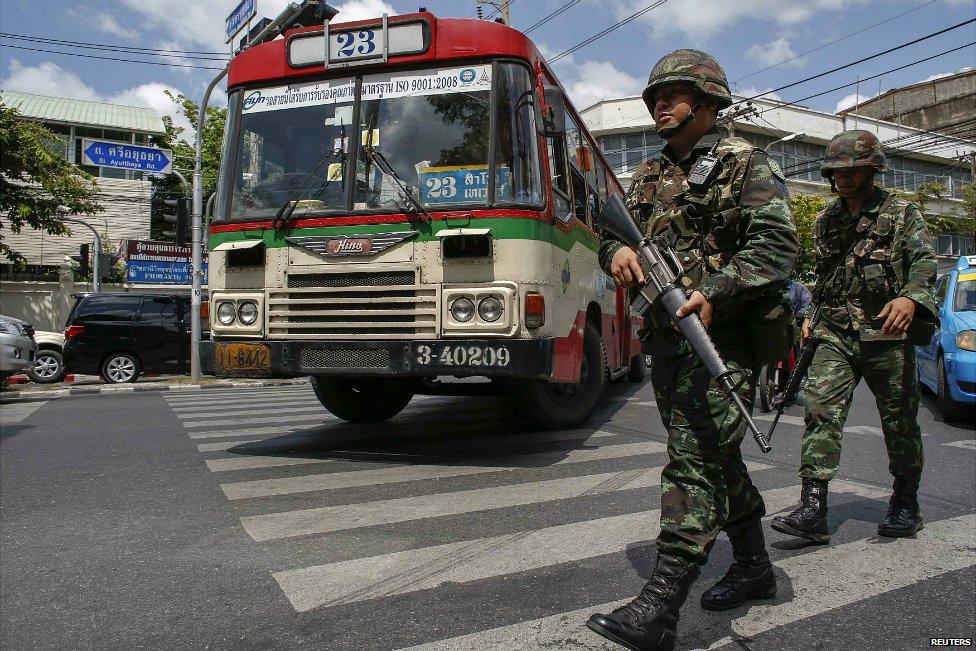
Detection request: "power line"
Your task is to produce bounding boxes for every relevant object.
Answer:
[733,0,939,84]
[0,33,230,60]
[551,0,668,62]
[0,43,225,70]
[731,18,976,106]
[524,0,581,34]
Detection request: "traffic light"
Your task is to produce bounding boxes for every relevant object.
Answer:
[161,197,191,247]
[97,253,113,281]
[70,243,91,277]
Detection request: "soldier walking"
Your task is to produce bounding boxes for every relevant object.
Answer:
[772,130,937,545]
[586,50,798,651]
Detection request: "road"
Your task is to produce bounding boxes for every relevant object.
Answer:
[1,379,973,650]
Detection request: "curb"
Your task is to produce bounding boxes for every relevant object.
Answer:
[0,378,310,403]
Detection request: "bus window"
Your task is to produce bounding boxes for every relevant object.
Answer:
[570,166,587,223]
[595,162,609,204]
[547,136,572,219]
[494,63,543,206]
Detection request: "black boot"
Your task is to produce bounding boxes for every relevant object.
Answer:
[771,478,830,544]
[700,522,777,611]
[878,473,924,537]
[587,554,700,651]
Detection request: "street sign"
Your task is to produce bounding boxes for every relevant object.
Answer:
[82,140,173,175]
[126,240,207,285]
[226,0,257,43]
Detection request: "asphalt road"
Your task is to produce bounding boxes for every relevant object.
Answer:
[1,377,974,650]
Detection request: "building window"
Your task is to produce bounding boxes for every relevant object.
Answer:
[740,132,827,182]
[936,234,976,257]
[598,131,663,175]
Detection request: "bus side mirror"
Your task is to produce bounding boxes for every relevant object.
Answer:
[540,85,566,136]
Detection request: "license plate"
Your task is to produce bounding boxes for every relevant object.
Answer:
[414,344,511,368]
[215,343,270,374]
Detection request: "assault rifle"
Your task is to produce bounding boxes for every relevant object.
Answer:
[595,194,772,453]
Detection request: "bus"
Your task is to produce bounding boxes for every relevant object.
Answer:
[202,8,644,429]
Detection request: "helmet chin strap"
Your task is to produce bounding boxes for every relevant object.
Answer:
[656,102,700,139]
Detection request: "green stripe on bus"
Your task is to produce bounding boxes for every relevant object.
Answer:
[208,217,600,253]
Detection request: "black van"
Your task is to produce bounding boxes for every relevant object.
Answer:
[62,293,190,383]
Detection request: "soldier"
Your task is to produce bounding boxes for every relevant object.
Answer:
[772,130,937,544]
[586,50,798,651]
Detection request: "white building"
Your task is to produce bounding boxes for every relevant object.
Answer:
[581,93,975,268]
[0,90,167,279]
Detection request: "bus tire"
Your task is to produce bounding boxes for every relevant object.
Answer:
[514,322,606,430]
[311,376,414,423]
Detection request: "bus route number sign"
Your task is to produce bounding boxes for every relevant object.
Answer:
[419,166,512,206]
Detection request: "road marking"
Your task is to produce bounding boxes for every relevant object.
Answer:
[398,513,975,651]
[241,462,773,541]
[169,398,317,413]
[182,413,332,428]
[197,439,268,452]
[221,439,668,500]
[754,412,806,426]
[273,483,883,613]
[188,424,324,440]
[163,387,312,404]
[0,401,46,427]
[176,405,325,420]
[206,429,616,473]
[943,439,976,450]
[634,400,657,407]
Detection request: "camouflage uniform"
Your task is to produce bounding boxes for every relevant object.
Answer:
[800,188,937,481]
[598,128,799,565]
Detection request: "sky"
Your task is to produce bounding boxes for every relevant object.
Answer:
[1,0,974,137]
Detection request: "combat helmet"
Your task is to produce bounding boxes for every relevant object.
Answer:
[641,49,733,113]
[820,130,887,177]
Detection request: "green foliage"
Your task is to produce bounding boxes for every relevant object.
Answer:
[891,180,975,234]
[69,237,127,284]
[150,91,225,239]
[790,193,827,282]
[0,103,103,266]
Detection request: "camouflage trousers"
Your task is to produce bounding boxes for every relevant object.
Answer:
[800,324,924,481]
[650,335,765,567]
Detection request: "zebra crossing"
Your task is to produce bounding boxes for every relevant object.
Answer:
[163,385,976,650]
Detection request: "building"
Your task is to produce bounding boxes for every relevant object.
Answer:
[837,69,975,136]
[581,92,975,272]
[0,90,167,280]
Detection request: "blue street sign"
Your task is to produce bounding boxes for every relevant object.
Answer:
[82,140,173,174]
[418,165,512,206]
[127,260,208,285]
[225,0,256,42]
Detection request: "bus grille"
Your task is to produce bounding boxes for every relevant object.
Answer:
[267,270,437,339]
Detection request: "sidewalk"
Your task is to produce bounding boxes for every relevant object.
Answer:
[0,375,310,402]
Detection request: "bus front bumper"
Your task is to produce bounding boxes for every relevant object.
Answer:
[201,338,555,380]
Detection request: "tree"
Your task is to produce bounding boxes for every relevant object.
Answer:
[790,193,827,283]
[0,103,103,266]
[150,91,225,240]
[892,180,975,235]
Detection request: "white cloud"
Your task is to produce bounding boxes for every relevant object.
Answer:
[835,90,878,113]
[744,37,803,69]
[560,60,644,110]
[107,83,193,135]
[603,0,864,39]
[0,60,101,101]
[93,12,140,41]
[733,87,783,102]
[921,66,974,82]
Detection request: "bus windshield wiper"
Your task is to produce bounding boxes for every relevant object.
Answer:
[271,199,299,229]
[363,144,432,221]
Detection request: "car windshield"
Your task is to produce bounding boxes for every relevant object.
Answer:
[953,277,976,312]
[216,62,542,222]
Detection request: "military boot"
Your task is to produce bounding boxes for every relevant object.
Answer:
[586,554,700,651]
[700,521,777,611]
[878,473,924,537]
[771,478,830,544]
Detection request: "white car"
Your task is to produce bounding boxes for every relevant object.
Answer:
[27,330,67,384]
[0,315,36,380]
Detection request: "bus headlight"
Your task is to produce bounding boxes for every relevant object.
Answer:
[238,301,259,326]
[478,296,503,322]
[450,297,475,323]
[217,301,237,326]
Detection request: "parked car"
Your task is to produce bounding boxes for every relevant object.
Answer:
[0,314,36,381]
[62,293,191,384]
[917,255,976,421]
[26,330,67,384]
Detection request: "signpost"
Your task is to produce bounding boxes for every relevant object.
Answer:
[126,240,208,285]
[225,0,257,43]
[81,140,173,175]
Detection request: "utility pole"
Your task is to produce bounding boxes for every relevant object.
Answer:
[480,0,509,24]
[57,210,102,293]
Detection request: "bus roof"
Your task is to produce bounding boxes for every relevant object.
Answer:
[228,11,541,89]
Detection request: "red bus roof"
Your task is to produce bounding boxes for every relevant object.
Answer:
[228,11,541,89]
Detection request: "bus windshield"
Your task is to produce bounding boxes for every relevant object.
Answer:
[220,62,542,222]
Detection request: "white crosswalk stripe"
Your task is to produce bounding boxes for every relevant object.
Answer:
[0,400,47,427]
[164,385,975,647]
[942,439,976,450]
[163,387,312,404]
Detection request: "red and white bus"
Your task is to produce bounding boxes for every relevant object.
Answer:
[202,8,644,428]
